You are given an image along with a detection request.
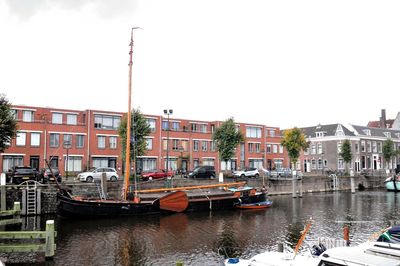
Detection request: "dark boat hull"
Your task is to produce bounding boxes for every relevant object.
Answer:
[57,193,163,217]
[186,195,240,212]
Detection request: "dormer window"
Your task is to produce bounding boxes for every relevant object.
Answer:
[384,132,391,138]
[316,132,324,137]
[396,133,400,139]
[363,129,371,136]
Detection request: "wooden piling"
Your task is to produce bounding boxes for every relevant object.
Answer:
[350,177,355,193]
[45,220,55,258]
[0,185,5,212]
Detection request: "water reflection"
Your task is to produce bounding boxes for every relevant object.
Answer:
[9,189,400,265]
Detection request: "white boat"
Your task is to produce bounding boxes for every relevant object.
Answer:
[224,241,400,266]
[384,176,400,192]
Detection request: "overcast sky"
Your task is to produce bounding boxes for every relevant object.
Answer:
[1,0,399,129]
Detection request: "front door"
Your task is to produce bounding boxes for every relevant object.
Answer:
[181,159,187,174]
[30,156,40,171]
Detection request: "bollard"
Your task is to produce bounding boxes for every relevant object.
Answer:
[0,185,5,212]
[278,243,284,252]
[298,176,303,198]
[101,172,108,197]
[45,220,55,258]
[292,177,297,198]
[343,225,350,246]
[350,177,355,193]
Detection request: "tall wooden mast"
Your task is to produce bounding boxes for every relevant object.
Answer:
[124,28,137,201]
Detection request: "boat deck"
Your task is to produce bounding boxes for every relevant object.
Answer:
[138,189,236,201]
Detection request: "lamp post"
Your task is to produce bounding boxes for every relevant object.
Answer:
[163,109,173,173]
[63,140,72,180]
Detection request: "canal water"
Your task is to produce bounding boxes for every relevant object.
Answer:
[10,189,400,265]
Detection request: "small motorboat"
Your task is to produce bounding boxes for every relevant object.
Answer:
[235,200,273,210]
[384,175,400,192]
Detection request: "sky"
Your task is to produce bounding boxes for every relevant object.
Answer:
[1,0,400,129]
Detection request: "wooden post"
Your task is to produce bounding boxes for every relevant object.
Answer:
[22,189,27,215]
[101,173,107,197]
[36,189,41,215]
[0,186,5,212]
[292,177,297,198]
[299,177,303,198]
[45,220,55,258]
[14,202,21,212]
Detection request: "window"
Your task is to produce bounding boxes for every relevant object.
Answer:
[372,141,377,153]
[269,129,276,137]
[384,132,391,138]
[266,144,271,153]
[318,159,323,169]
[246,127,261,138]
[273,144,278,153]
[193,140,199,151]
[162,121,169,130]
[377,142,382,153]
[311,159,316,169]
[173,139,179,151]
[16,132,26,146]
[363,129,371,136]
[2,156,23,172]
[63,134,72,147]
[203,158,215,166]
[163,139,168,150]
[248,143,254,153]
[361,141,365,152]
[109,136,117,149]
[304,147,309,155]
[145,138,153,150]
[279,145,284,154]
[139,158,157,171]
[355,143,359,153]
[52,113,63,124]
[367,141,371,152]
[317,143,322,154]
[65,156,82,172]
[210,141,216,152]
[255,143,260,153]
[338,159,344,169]
[193,159,199,168]
[31,133,40,147]
[211,124,215,133]
[201,141,207,151]
[22,110,34,122]
[249,159,263,169]
[181,140,188,151]
[396,133,400,139]
[311,144,316,154]
[94,114,121,130]
[191,123,198,132]
[337,142,342,153]
[10,109,17,119]
[146,118,156,132]
[92,158,108,168]
[97,136,106,149]
[172,122,180,131]
[316,132,324,137]
[76,135,84,148]
[50,133,59,147]
[200,124,207,133]
[67,114,77,125]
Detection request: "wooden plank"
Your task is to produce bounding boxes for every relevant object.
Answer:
[0,244,47,253]
[0,218,22,226]
[0,210,20,217]
[0,231,47,239]
[137,181,247,193]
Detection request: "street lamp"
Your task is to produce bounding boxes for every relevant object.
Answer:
[63,140,72,180]
[163,109,173,173]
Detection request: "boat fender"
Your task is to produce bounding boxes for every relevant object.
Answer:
[227,258,239,264]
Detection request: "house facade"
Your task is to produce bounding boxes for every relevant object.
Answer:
[298,123,400,174]
[1,105,289,177]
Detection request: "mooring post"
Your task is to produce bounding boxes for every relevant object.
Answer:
[0,173,5,211]
[292,175,297,198]
[45,220,55,258]
[21,189,27,215]
[350,170,355,193]
[278,243,284,252]
[101,173,107,197]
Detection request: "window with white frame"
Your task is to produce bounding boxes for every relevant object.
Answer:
[191,123,198,132]
[246,127,261,138]
[272,144,278,153]
[172,122,180,131]
[396,133,400,139]
[269,129,275,137]
[63,134,72,147]
[248,143,254,153]
[255,143,260,153]
[66,114,77,125]
[337,142,342,153]
[361,140,365,152]
[92,158,108,168]
[30,132,40,147]
[65,156,82,172]
[338,159,344,169]
[377,142,382,153]
[249,159,263,169]
[97,136,106,149]
[94,114,121,130]
[146,118,156,132]
[384,132,391,138]
[193,140,199,151]
[200,124,207,133]
[163,139,168,150]
[76,135,84,148]
[304,147,309,155]
[50,133,59,147]
[52,113,63,124]
[173,139,179,151]
[317,143,322,154]
[141,158,156,171]
[311,144,316,154]
[16,132,26,146]
[279,145,283,154]
[22,110,34,122]
[162,121,169,130]
[372,141,377,153]
[109,136,117,149]
[311,159,316,169]
[266,144,271,153]
[203,158,215,166]
[363,129,371,136]
[10,109,17,119]
[2,156,23,172]
[145,138,152,150]
[201,141,207,151]
[318,158,323,169]
[355,143,359,153]
[367,141,371,152]
[181,140,188,151]
[210,141,216,152]
[316,132,324,137]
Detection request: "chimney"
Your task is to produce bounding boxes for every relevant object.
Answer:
[380,109,386,128]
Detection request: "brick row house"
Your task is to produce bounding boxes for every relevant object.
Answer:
[298,123,400,174]
[1,105,289,177]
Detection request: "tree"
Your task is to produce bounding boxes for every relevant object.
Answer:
[339,139,352,174]
[212,117,244,171]
[0,94,17,153]
[118,108,151,164]
[280,127,309,169]
[383,138,396,170]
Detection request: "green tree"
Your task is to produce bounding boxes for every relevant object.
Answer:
[280,128,309,169]
[118,108,151,163]
[339,139,352,174]
[0,94,17,153]
[383,138,395,170]
[213,117,244,172]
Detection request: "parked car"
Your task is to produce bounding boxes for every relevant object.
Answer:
[77,167,119,182]
[233,167,260,178]
[38,168,62,183]
[8,166,39,184]
[187,166,216,179]
[141,169,174,181]
[270,168,292,178]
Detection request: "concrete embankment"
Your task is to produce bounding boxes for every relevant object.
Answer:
[2,175,387,214]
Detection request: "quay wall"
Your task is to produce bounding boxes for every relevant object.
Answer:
[3,175,387,214]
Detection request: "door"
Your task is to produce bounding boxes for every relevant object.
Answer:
[30,156,40,171]
[109,158,116,169]
[181,159,187,174]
